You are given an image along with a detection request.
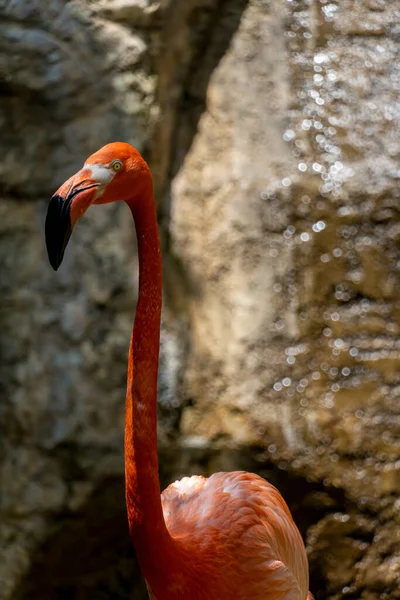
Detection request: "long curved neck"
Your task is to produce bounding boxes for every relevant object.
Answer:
[124,182,172,580]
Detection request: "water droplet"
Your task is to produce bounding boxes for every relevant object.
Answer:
[312,163,324,173]
[321,4,338,20]
[282,377,291,387]
[313,74,324,84]
[273,382,282,391]
[300,232,310,242]
[312,220,326,232]
[334,511,348,522]
[283,129,296,141]
[314,53,329,65]
[298,162,308,172]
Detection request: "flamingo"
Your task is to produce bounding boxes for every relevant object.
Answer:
[45,142,312,600]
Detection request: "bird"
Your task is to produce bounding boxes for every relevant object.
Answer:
[45,142,313,600]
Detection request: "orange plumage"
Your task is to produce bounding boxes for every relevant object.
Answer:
[46,142,312,600]
[159,472,309,599]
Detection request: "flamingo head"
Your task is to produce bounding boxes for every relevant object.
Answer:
[45,142,151,270]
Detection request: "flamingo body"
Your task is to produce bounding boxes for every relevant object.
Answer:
[45,142,312,600]
[149,471,308,600]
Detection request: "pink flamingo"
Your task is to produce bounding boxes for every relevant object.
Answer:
[46,142,312,600]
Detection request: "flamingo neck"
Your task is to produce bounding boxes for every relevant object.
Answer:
[124,188,172,580]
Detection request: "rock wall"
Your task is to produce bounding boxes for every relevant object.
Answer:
[1,1,158,597]
[169,1,400,596]
[1,1,399,599]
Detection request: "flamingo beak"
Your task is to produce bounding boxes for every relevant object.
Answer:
[45,170,100,270]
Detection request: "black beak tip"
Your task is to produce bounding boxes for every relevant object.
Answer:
[49,257,60,272]
[45,194,72,271]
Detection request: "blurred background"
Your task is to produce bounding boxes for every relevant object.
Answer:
[0,0,399,599]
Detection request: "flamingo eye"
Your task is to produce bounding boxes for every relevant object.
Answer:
[111,160,123,172]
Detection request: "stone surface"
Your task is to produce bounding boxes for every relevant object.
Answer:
[169,0,400,597]
[1,0,399,599]
[0,1,156,597]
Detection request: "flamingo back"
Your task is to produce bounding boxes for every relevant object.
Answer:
[155,471,310,600]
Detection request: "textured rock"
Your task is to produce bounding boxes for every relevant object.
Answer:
[169,0,400,597]
[1,0,399,599]
[0,1,156,597]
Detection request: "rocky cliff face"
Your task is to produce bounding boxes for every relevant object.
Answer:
[1,1,399,599]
